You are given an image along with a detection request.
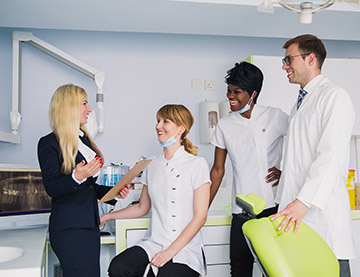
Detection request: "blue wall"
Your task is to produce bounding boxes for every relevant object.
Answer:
[1,27,360,168]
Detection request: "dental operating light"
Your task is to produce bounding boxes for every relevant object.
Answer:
[258,0,360,24]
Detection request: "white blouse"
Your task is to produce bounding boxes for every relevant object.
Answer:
[211,105,288,213]
[72,131,99,184]
[137,146,210,275]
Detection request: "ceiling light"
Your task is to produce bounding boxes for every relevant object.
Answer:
[299,2,314,23]
[257,0,278,13]
[258,0,337,23]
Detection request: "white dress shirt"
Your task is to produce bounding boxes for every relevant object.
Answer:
[211,105,289,213]
[72,131,99,184]
[275,74,356,259]
[136,146,210,275]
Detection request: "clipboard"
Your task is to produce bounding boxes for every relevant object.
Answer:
[98,159,151,203]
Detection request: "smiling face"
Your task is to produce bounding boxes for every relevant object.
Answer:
[156,117,181,143]
[227,84,252,112]
[79,98,92,125]
[282,43,313,89]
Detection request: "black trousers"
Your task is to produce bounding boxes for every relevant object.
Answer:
[339,259,351,277]
[230,206,278,277]
[50,227,100,277]
[108,246,199,277]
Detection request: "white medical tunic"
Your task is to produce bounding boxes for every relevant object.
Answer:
[275,75,356,259]
[137,146,210,275]
[211,105,289,214]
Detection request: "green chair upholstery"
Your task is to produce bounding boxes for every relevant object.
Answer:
[242,215,340,277]
[236,193,267,217]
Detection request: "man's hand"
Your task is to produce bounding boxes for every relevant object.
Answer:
[271,199,309,233]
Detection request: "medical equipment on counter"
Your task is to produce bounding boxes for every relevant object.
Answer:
[100,157,149,232]
[0,164,51,230]
[103,163,130,187]
[98,163,129,233]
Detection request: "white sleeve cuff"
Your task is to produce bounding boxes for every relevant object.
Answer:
[72,170,86,184]
[297,197,310,208]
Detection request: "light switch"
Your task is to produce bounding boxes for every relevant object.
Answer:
[191,79,203,90]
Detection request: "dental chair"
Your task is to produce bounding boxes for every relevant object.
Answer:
[236,193,340,277]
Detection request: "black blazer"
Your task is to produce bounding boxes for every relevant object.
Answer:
[37,132,112,231]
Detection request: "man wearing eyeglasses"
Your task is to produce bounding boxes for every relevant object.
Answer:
[272,34,356,277]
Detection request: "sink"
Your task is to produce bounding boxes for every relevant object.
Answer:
[0,247,23,263]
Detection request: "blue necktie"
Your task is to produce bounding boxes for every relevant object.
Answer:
[297,89,307,110]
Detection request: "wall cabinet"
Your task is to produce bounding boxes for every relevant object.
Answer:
[115,214,264,277]
[202,225,231,276]
[115,215,232,277]
[125,226,231,276]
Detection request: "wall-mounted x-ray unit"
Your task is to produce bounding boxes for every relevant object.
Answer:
[0,31,105,144]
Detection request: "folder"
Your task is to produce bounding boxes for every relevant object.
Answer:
[98,159,151,203]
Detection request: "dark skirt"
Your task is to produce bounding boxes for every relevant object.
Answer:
[50,227,101,277]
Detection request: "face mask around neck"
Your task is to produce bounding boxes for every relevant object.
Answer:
[159,127,181,148]
[238,92,255,114]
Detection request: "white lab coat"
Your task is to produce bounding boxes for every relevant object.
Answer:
[275,75,356,259]
[211,105,289,213]
[137,146,210,275]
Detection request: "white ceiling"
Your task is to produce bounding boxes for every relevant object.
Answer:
[0,0,359,41]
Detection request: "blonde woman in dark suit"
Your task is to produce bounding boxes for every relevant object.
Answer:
[38,84,129,277]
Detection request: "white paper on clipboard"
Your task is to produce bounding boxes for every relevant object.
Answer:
[98,159,151,203]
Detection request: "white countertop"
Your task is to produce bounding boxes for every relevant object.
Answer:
[0,187,357,277]
[0,225,48,277]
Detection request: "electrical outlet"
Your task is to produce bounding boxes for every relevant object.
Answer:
[205,80,216,91]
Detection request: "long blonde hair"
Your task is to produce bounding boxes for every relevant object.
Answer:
[156,104,198,156]
[49,84,102,174]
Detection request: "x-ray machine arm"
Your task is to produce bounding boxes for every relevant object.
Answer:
[1,31,105,144]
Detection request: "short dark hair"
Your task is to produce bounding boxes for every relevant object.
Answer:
[225,61,264,104]
[283,34,327,70]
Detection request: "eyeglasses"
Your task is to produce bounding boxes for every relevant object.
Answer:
[282,53,311,66]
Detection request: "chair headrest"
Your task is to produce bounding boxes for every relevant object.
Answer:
[235,193,266,216]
